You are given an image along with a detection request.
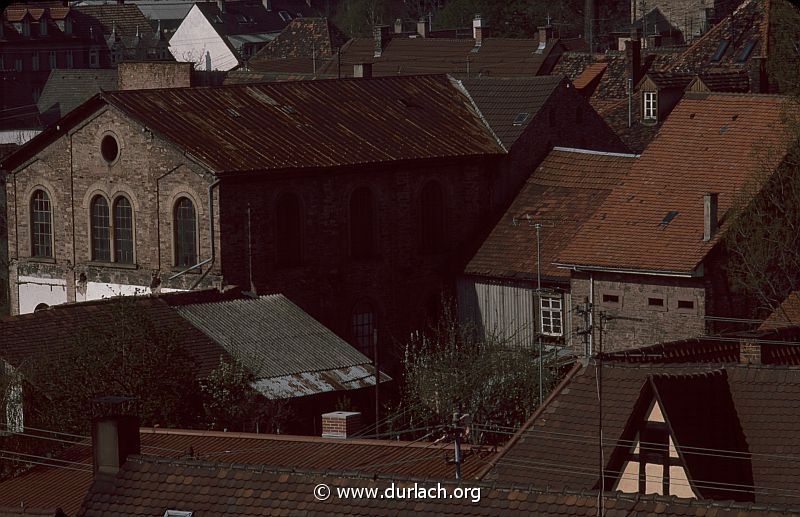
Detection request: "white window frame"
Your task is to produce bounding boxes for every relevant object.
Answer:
[539,295,563,337]
[643,91,657,120]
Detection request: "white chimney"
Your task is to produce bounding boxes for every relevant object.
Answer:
[92,415,140,477]
[473,14,488,46]
[322,411,362,438]
[417,19,428,38]
[262,0,272,11]
[353,63,372,78]
[703,192,719,241]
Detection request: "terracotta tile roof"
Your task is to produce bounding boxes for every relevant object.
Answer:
[320,37,563,78]
[249,17,348,73]
[74,4,154,40]
[466,148,637,281]
[97,75,503,174]
[646,71,694,89]
[596,94,662,153]
[0,427,497,515]
[77,454,800,515]
[761,292,800,330]
[484,363,800,506]
[456,76,564,148]
[692,70,752,92]
[571,61,607,93]
[557,93,792,273]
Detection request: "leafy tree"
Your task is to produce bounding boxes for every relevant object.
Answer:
[395,301,556,445]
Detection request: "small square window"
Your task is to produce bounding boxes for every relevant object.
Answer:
[677,299,694,310]
[603,294,620,304]
[648,297,664,307]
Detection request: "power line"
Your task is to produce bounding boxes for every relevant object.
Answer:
[0,454,92,473]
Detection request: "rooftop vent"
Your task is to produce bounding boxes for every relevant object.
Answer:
[164,512,193,517]
[659,210,679,228]
[513,112,529,125]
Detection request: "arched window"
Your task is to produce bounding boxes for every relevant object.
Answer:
[174,197,197,267]
[90,195,110,261]
[34,303,49,312]
[420,181,444,254]
[113,196,134,264]
[30,189,53,258]
[275,192,302,266]
[349,186,376,259]
[351,301,376,357]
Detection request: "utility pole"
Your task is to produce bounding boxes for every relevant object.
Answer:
[373,328,380,437]
[577,297,593,357]
[449,412,471,481]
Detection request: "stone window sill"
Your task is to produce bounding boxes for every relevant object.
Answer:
[85,261,139,270]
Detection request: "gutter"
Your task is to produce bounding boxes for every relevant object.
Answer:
[553,262,701,278]
[169,179,221,290]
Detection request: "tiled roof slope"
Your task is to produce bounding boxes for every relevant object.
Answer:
[78,455,800,516]
[175,295,371,378]
[484,363,800,506]
[466,148,636,281]
[0,295,229,376]
[761,291,800,330]
[249,17,348,70]
[74,4,154,40]
[319,37,563,78]
[195,0,315,37]
[457,76,563,148]
[0,427,495,516]
[37,69,118,126]
[97,75,503,174]
[557,93,791,273]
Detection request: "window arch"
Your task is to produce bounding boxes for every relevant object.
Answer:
[113,196,134,264]
[30,189,53,258]
[90,195,111,261]
[275,192,303,266]
[420,181,445,254]
[349,186,376,259]
[34,303,49,312]
[351,301,376,357]
[174,197,197,267]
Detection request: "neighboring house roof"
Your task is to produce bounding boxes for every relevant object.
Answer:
[77,454,800,516]
[0,73,40,131]
[689,70,751,91]
[456,75,564,149]
[556,93,792,273]
[483,362,800,506]
[571,61,607,94]
[37,69,118,126]
[645,70,695,89]
[319,37,564,78]
[1,75,503,174]
[0,427,496,516]
[595,94,661,153]
[249,17,348,68]
[465,148,637,282]
[761,291,800,330]
[0,291,381,398]
[175,295,384,398]
[617,7,683,39]
[74,4,154,40]
[195,0,314,38]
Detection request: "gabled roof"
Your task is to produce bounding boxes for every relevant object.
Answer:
[319,37,564,78]
[2,75,503,175]
[689,70,751,92]
[617,7,683,39]
[556,93,792,273]
[644,70,694,89]
[37,69,118,126]
[251,17,347,61]
[0,427,496,516]
[457,75,564,148]
[195,0,314,37]
[761,291,800,330]
[74,4,154,40]
[466,148,637,282]
[483,363,800,505]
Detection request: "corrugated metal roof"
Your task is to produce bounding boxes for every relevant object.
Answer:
[175,295,373,379]
[100,74,503,174]
[253,365,389,399]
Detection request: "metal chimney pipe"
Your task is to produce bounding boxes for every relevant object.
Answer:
[703,192,719,241]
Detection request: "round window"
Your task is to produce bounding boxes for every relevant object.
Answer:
[101,134,119,163]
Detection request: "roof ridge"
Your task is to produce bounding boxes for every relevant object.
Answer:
[552,146,640,158]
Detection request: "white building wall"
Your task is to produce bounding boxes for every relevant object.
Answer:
[168,4,239,71]
[17,275,67,314]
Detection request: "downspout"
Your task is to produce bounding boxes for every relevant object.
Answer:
[168,178,221,290]
[588,271,594,356]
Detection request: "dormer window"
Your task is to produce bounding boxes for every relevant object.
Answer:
[643,91,657,120]
[279,10,292,22]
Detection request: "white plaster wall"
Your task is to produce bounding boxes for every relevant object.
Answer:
[0,130,41,145]
[169,4,239,70]
[17,275,67,314]
[75,282,183,303]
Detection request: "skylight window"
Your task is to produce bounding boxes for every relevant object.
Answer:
[279,10,292,22]
[225,108,241,118]
[710,39,730,62]
[659,210,678,227]
[513,112,529,126]
[164,511,193,517]
[735,40,756,62]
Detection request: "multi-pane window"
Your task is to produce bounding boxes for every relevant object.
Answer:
[644,92,657,120]
[420,181,444,254]
[113,197,134,264]
[349,187,376,259]
[31,190,53,258]
[351,302,376,357]
[276,192,302,266]
[174,197,197,267]
[540,296,563,336]
[90,196,111,261]
[89,48,99,68]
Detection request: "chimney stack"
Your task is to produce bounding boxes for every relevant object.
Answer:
[353,62,372,78]
[417,19,428,38]
[538,25,554,47]
[373,25,391,58]
[394,18,403,34]
[92,415,140,478]
[703,192,719,241]
[263,0,272,11]
[740,341,762,364]
[585,0,596,53]
[626,27,642,88]
[322,411,362,438]
[473,14,488,46]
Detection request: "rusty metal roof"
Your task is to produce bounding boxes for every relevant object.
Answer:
[99,75,503,174]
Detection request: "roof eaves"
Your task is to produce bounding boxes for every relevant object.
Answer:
[552,262,700,278]
[448,75,508,153]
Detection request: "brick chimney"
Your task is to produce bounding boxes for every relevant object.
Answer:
[417,19,428,38]
[626,27,642,88]
[740,341,761,364]
[538,25,554,47]
[473,15,488,46]
[373,25,391,58]
[703,192,719,241]
[92,415,140,478]
[322,411,362,438]
[353,63,372,78]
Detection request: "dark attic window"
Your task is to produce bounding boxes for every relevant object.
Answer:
[711,39,730,62]
[659,210,678,228]
[735,40,756,62]
[101,134,119,163]
[513,112,529,126]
